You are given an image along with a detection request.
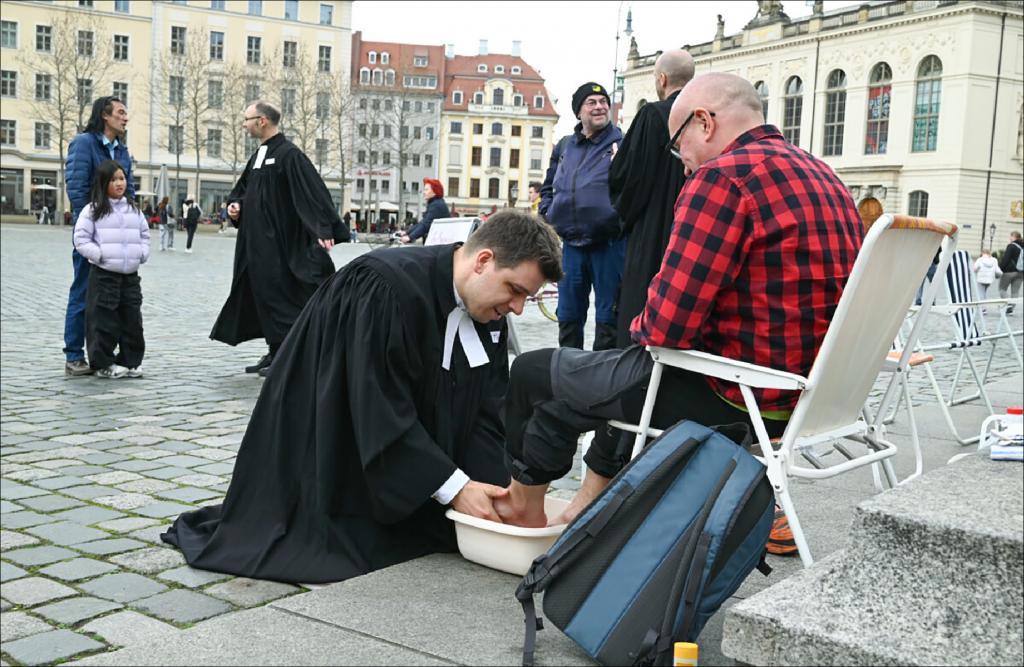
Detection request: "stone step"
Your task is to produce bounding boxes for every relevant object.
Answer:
[722,454,1023,666]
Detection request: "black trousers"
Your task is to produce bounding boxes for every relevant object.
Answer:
[185,223,197,249]
[86,266,145,370]
[504,345,788,485]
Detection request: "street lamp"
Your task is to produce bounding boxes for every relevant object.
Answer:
[989,223,997,252]
[611,3,633,122]
[508,183,519,209]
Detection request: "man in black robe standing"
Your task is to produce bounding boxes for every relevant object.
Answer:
[210,100,349,376]
[163,211,562,583]
[609,49,693,348]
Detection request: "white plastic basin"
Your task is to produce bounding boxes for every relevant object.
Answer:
[446,496,569,576]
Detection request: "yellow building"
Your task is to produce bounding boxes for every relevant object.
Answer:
[439,42,558,215]
[0,0,352,219]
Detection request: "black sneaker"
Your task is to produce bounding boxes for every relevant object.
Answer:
[257,362,273,378]
[245,354,273,374]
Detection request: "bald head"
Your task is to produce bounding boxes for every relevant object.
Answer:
[667,73,766,176]
[653,49,695,98]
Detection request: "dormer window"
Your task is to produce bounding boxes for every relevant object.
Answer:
[477,64,487,73]
[453,90,463,105]
[511,65,521,75]
[368,50,377,64]
[495,65,505,74]
[533,95,544,109]
[414,56,428,67]
[473,91,484,104]
[381,51,390,64]
[513,94,523,107]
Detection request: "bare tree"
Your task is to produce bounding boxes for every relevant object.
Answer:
[20,12,114,221]
[328,71,355,215]
[381,82,432,221]
[218,61,252,182]
[351,93,397,232]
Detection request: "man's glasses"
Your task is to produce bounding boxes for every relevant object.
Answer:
[243,116,264,122]
[665,110,715,160]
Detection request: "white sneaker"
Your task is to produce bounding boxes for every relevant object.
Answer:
[185,248,193,254]
[125,366,143,378]
[96,364,129,379]
[168,247,175,252]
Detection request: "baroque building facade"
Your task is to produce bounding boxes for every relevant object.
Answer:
[0,0,353,219]
[438,41,559,216]
[621,0,1024,251]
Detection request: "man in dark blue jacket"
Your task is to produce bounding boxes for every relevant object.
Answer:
[63,96,134,376]
[540,82,625,350]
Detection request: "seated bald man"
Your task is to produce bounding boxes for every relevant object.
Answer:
[493,73,865,528]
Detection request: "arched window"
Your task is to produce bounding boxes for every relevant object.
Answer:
[381,51,390,65]
[371,68,382,86]
[359,67,369,85]
[754,81,769,120]
[473,91,484,104]
[492,88,504,106]
[367,50,376,64]
[823,69,847,156]
[908,190,929,217]
[512,94,523,107]
[385,69,395,86]
[491,122,502,135]
[865,62,892,155]
[912,56,942,152]
[783,76,803,146]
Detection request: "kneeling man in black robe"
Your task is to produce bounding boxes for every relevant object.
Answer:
[162,211,563,583]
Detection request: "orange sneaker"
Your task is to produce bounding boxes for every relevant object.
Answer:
[767,507,798,556]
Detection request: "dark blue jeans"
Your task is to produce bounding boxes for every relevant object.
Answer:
[63,248,91,362]
[556,237,627,325]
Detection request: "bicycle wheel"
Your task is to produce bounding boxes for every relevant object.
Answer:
[535,285,558,322]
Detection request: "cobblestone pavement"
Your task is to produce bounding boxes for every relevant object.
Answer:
[1,223,1022,665]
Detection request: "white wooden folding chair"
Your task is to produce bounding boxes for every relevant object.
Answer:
[905,249,1023,444]
[607,214,958,567]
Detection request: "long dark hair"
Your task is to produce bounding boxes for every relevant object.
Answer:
[83,96,123,135]
[88,160,137,219]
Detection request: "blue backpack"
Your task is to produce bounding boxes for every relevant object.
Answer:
[515,420,774,666]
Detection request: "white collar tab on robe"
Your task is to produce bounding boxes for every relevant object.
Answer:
[442,283,489,371]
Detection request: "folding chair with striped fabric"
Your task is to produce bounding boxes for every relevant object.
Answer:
[910,248,1023,444]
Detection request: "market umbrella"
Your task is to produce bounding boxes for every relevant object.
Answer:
[156,164,169,202]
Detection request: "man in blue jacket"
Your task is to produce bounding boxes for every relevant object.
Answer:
[540,82,625,350]
[63,96,134,376]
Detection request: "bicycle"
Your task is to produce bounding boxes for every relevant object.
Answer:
[527,283,559,322]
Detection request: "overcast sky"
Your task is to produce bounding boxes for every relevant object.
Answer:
[351,0,859,136]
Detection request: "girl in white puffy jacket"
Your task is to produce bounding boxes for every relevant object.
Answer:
[73,160,150,379]
[972,249,1002,300]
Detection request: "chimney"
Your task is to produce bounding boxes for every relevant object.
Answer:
[479,39,488,56]
[511,40,521,57]
[446,43,454,58]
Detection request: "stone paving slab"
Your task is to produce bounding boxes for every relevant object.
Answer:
[0,611,53,642]
[79,610,179,649]
[1,577,78,607]
[203,578,300,608]
[33,596,123,625]
[0,561,28,582]
[67,606,454,666]
[38,557,120,582]
[3,545,78,567]
[0,530,39,549]
[25,520,109,546]
[78,572,168,603]
[1,628,104,666]
[75,538,149,556]
[131,589,234,624]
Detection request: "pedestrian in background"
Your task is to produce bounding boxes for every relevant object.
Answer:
[400,178,450,244]
[63,95,134,377]
[998,230,1024,304]
[158,196,175,251]
[218,202,229,233]
[540,82,625,350]
[73,160,149,379]
[973,249,1001,301]
[183,198,202,254]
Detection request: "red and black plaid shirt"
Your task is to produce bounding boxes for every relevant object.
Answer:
[631,125,863,413]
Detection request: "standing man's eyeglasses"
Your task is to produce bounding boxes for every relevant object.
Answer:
[665,110,716,160]
[243,116,264,122]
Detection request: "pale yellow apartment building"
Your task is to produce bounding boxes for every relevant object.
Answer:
[0,0,352,219]
[438,41,559,215]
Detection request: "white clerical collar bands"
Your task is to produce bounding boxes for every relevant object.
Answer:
[442,283,489,371]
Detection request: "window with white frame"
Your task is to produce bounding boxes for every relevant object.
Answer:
[0,70,17,97]
[908,190,929,217]
[533,95,544,109]
[403,75,436,88]
[359,68,369,84]
[207,128,222,157]
[208,79,223,109]
[372,69,383,85]
[529,149,542,170]
[209,31,224,60]
[414,56,428,67]
[453,91,463,105]
[823,69,846,157]
[1,21,17,48]
[511,65,521,75]
[865,62,892,155]
[473,91,484,104]
[782,76,803,146]
[113,34,129,61]
[381,51,390,64]
[513,94,523,107]
[368,50,377,64]
[495,65,504,74]
[169,125,184,153]
[318,45,331,72]
[0,119,15,146]
[168,76,184,104]
[34,122,50,149]
[34,74,51,101]
[385,69,395,86]
[478,64,487,73]
[492,88,504,105]
[78,30,94,57]
[77,78,92,105]
[35,25,51,52]
[319,4,333,25]
[281,88,296,115]
[169,26,185,56]
[912,55,942,152]
[283,41,297,67]
[247,36,261,64]
[112,81,128,106]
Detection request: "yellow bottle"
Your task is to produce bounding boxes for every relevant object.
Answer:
[673,642,698,666]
